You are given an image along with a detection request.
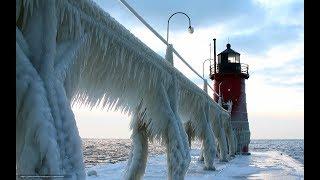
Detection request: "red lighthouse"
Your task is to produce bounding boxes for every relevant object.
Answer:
[210,40,250,154]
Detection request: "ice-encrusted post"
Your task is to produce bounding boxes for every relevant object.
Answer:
[185,121,194,148]
[165,44,174,65]
[201,101,216,170]
[203,79,208,93]
[221,111,236,158]
[17,0,85,178]
[211,111,229,162]
[161,77,191,179]
[16,30,61,177]
[225,101,236,157]
[125,101,148,180]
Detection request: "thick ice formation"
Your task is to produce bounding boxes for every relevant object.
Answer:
[16,0,237,179]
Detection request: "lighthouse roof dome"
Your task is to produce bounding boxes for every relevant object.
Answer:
[218,43,240,55]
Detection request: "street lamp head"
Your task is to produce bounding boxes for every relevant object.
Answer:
[188,26,194,34]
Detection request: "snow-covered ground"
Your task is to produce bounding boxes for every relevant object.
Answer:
[86,149,304,179]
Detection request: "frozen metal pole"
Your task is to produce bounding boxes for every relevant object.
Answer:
[213,38,217,74]
[165,44,174,65]
[203,79,208,93]
[209,43,212,75]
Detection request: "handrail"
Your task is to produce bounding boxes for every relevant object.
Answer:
[118,0,221,99]
[118,0,203,80]
[207,83,219,97]
[118,0,168,45]
[172,48,203,80]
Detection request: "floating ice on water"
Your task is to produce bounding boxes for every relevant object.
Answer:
[87,170,97,176]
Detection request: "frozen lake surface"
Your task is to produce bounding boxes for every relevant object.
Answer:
[82,139,304,167]
[86,149,304,179]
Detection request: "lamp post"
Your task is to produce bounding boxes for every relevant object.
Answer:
[218,82,223,105]
[202,58,213,93]
[213,38,217,74]
[202,58,212,79]
[165,12,194,66]
[166,12,194,45]
[219,82,223,97]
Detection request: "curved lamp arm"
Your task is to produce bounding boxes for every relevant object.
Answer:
[202,58,212,79]
[167,12,194,44]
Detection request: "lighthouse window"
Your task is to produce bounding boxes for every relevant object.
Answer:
[235,55,240,63]
[228,55,236,63]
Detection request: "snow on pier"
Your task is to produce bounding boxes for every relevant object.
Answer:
[86,149,304,179]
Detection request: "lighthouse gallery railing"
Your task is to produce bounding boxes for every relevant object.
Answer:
[210,63,249,77]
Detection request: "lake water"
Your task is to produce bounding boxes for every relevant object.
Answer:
[82,139,304,167]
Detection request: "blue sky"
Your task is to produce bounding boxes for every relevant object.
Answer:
[73,0,304,139]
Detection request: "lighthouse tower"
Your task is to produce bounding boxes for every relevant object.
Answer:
[210,42,250,154]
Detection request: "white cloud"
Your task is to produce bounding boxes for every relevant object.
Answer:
[253,0,304,26]
[244,39,304,73]
[253,0,301,8]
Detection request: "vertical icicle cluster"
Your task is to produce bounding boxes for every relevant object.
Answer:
[17,0,85,179]
[125,101,149,180]
[16,27,61,177]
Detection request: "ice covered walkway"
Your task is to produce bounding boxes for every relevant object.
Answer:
[86,149,304,179]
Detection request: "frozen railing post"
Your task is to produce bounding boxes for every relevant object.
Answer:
[203,79,208,93]
[227,100,233,113]
[218,96,222,106]
[165,44,174,65]
[218,82,223,106]
[202,58,212,94]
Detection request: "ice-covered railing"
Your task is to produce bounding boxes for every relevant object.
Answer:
[16,0,237,179]
[118,0,221,101]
